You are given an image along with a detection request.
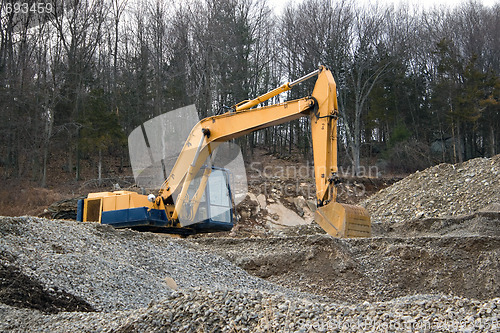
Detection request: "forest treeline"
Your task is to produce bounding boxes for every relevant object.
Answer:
[1,0,499,185]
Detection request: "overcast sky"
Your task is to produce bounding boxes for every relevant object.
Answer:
[269,0,499,13]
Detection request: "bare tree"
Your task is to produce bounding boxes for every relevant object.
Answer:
[49,0,108,180]
[342,5,390,174]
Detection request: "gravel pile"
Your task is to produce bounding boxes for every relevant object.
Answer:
[2,290,499,332]
[109,292,500,332]
[363,155,500,223]
[0,216,314,313]
[1,214,499,332]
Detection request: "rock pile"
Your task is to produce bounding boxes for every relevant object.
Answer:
[2,289,499,332]
[1,200,499,331]
[111,292,500,333]
[363,155,500,223]
[0,216,312,313]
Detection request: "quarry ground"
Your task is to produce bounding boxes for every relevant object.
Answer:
[0,151,499,332]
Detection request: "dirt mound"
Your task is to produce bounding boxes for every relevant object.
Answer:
[363,155,500,223]
[373,211,500,237]
[192,235,500,304]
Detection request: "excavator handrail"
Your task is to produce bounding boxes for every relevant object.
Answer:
[234,67,322,112]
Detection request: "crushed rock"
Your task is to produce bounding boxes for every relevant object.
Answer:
[109,292,500,333]
[2,290,499,332]
[362,155,500,223]
[0,216,318,313]
[1,205,500,331]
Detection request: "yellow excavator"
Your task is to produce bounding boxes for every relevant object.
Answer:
[77,66,371,238]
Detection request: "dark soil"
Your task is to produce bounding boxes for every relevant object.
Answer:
[0,264,94,314]
[191,233,500,304]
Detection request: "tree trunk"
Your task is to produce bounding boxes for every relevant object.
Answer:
[352,101,362,176]
[98,148,102,186]
[457,122,463,163]
[490,125,496,157]
[42,147,49,188]
[68,144,73,176]
[76,131,81,181]
[41,109,54,188]
[250,132,254,158]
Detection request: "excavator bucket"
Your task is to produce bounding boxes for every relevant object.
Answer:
[314,202,371,238]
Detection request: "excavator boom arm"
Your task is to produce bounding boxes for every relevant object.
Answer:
[159,67,337,208]
[160,97,315,220]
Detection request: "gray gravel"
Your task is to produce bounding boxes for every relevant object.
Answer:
[0,216,316,313]
[108,291,500,333]
[2,290,499,332]
[1,216,499,332]
[362,155,500,223]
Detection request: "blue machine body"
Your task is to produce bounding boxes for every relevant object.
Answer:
[76,167,235,235]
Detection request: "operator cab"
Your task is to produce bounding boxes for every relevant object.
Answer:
[186,166,235,233]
